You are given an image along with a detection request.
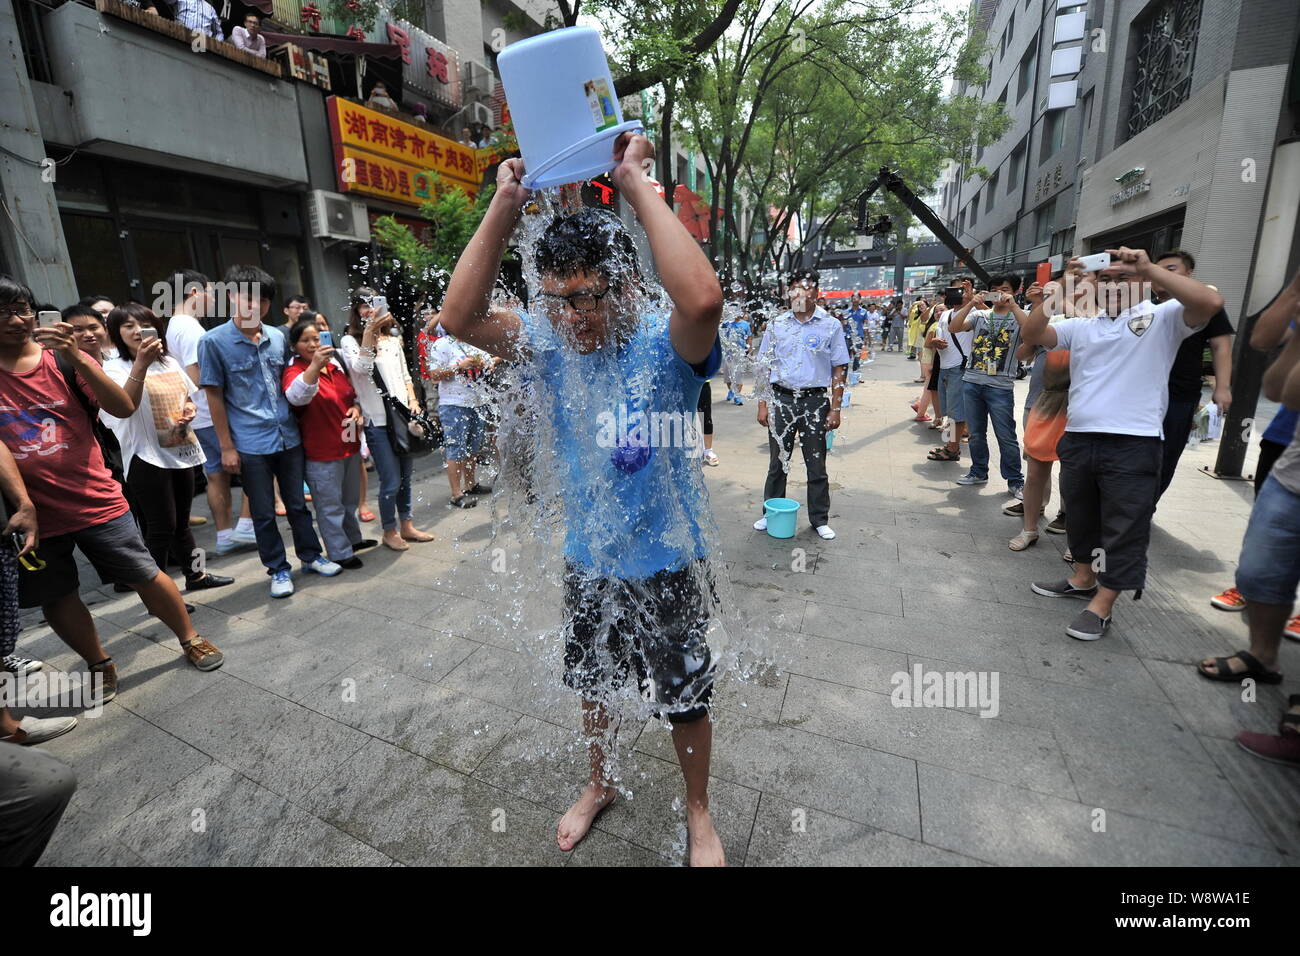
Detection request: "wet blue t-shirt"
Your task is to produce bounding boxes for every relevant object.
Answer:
[521,310,721,579]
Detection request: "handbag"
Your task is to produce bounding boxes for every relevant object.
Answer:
[370,361,438,459]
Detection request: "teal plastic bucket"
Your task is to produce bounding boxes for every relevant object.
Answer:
[764,498,800,538]
[825,429,836,450]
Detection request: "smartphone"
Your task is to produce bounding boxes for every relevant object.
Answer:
[1077,252,1111,272]
[943,286,963,308]
[368,295,389,317]
[1036,262,1052,286]
[318,330,333,348]
[139,328,159,341]
[37,311,61,329]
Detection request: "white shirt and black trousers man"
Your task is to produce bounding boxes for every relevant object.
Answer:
[1053,298,1205,598]
[757,308,851,528]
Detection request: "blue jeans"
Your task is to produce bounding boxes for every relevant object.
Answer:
[962,381,1023,486]
[364,424,413,531]
[1236,475,1300,606]
[240,445,322,575]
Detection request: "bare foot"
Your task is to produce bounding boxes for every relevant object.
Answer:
[556,783,615,851]
[382,530,409,552]
[686,805,725,867]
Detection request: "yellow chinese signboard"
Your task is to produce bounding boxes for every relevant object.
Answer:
[327,96,491,205]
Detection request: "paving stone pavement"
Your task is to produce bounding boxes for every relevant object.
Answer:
[22,350,1299,866]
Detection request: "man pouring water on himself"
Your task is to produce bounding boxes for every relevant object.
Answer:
[439,131,728,867]
[753,269,851,540]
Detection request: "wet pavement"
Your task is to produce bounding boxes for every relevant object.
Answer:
[23,349,1299,866]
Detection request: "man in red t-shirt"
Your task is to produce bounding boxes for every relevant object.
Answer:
[0,277,224,711]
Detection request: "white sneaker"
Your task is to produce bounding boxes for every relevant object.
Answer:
[703,451,720,467]
[2,654,42,675]
[816,525,836,539]
[753,517,768,531]
[302,557,342,577]
[270,570,294,598]
[1,714,77,745]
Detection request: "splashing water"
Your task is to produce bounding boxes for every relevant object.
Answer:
[441,186,776,799]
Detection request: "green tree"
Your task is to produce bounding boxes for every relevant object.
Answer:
[371,176,499,297]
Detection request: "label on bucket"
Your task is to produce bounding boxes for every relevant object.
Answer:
[584,78,619,132]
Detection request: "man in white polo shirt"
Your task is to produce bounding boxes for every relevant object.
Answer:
[753,269,850,539]
[1019,247,1223,641]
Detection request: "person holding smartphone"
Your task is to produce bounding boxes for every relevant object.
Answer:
[283,318,375,568]
[339,289,434,552]
[102,304,234,595]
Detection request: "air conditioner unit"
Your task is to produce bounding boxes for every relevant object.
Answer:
[308,190,370,243]
[464,61,494,97]
[470,101,493,127]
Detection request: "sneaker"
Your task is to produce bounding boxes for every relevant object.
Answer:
[815,525,836,540]
[956,473,988,486]
[703,451,720,467]
[1066,608,1111,641]
[303,557,342,577]
[1031,578,1098,600]
[1003,500,1025,517]
[450,495,479,508]
[1045,513,1068,535]
[215,530,257,555]
[179,636,224,672]
[753,517,768,532]
[1,654,42,675]
[270,570,294,598]
[1210,586,1247,612]
[733,395,744,405]
[0,714,77,745]
[725,390,735,402]
[1235,730,1300,768]
[1010,484,1024,500]
[1284,614,1300,642]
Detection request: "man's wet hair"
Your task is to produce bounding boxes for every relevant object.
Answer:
[535,207,640,293]
[0,276,34,307]
[787,268,820,286]
[78,293,113,309]
[989,272,1022,291]
[1155,249,1195,271]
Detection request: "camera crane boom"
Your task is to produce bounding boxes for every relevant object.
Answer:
[854,166,993,288]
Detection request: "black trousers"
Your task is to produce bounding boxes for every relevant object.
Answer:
[1058,432,1162,593]
[1156,397,1198,500]
[127,456,200,584]
[697,380,713,436]
[764,388,831,527]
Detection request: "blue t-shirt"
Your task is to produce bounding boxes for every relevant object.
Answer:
[847,307,867,338]
[197,320,300,455]
[521,310,722,579]
[1263,405,1299,446]
[721,319,751,350]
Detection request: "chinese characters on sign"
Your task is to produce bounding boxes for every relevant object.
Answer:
[328,96,490,207]
[384,19,462,108]
[1032,162,1066,204]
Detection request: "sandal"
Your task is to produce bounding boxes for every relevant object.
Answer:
[1280,694,1300,738]
[1196,650,1283,684]
[927,447,960,461]
[913,415,932,422]
[1009,530,1039,551]
[928,421,944,430]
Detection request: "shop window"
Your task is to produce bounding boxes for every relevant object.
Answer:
[131,226,198,302]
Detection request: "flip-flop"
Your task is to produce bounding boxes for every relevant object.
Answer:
[359,509,377,522]
[1196,650,1283,684]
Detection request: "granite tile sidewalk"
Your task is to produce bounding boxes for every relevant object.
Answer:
[24,350,1299,866]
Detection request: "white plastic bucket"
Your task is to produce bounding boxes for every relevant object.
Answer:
[496,26,643,190]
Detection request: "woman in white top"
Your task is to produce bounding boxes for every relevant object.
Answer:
[339,289,434,552]
[101,304,233,592]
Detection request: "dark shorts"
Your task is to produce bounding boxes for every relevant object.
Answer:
[562,559,716,722]
[18,512,158,609]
